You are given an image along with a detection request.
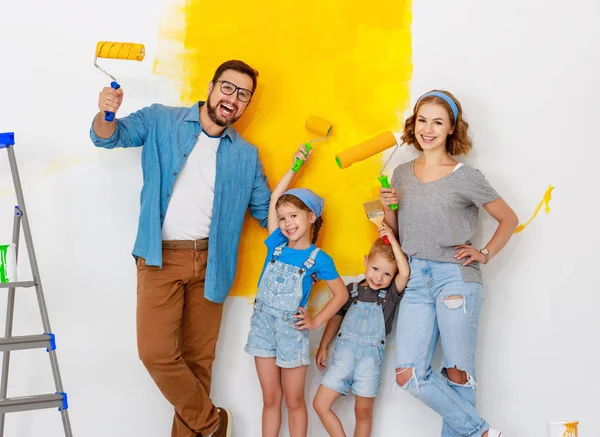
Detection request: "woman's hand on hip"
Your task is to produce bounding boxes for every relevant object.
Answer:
[454,245,486,266]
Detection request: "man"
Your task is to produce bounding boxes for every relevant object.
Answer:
[90,60,271,437]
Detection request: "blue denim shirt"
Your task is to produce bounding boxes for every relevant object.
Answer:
[90,102,271,303]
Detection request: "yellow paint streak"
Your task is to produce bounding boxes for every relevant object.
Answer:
[43,155,84,177]
[156,0,412,297]
[563,422,578,437]
[514,184,554,234]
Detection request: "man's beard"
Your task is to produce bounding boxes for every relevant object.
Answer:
[206,95,239,127]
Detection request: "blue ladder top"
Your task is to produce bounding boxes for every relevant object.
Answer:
[0,132,15,149]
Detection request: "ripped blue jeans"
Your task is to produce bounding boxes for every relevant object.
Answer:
[395,257,488,437]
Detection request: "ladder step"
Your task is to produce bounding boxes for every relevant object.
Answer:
[0,281,36,288]
[0,334,54,352]
[0,393,66,414]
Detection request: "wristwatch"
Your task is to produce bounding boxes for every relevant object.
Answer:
[480,248,489,265]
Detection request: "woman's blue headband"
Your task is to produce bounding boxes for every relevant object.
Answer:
[417,91,459,125]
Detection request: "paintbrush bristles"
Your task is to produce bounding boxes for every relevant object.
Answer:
[362,200,384,216]
[362,200,385,227]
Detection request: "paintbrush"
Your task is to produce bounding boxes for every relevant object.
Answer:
[362,200,390,245]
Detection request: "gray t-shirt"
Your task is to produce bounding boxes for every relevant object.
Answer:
[336,281,402,335]
[391,160,499,283]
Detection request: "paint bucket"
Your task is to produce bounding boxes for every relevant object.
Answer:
[547,419,579,437]
[0,244,17,283]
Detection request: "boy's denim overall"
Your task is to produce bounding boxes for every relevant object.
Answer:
[321,283,387,397]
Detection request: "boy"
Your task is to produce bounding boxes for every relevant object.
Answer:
[313,224,410,437]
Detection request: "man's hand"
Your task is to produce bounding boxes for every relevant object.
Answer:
[98,86,124,119]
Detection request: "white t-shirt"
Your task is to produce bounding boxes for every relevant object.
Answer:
[161,130,221,240]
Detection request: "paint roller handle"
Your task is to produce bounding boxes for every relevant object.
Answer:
[377,175,398,210]
[104,81,121,122]
[292,142,312,173]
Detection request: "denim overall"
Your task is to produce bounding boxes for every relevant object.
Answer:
[321,283,388,397]
[245,242,320,368]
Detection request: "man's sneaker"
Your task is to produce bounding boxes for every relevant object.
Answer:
[488,429,503,437]
[212,407,232,437]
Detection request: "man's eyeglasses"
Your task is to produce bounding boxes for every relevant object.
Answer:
[216,80,253,102]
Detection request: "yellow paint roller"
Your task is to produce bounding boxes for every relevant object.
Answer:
[292,116,333,172]
[335,131,402,209]
[93,41,145,121]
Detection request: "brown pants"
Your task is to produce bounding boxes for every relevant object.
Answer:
[137,246,222,437]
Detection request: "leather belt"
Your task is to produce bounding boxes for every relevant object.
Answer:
[162,239,208,251]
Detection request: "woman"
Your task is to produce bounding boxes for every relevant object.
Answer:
[380,90,518,437]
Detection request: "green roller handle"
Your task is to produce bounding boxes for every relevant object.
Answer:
[377,175,398,210]
[292,142,312,172]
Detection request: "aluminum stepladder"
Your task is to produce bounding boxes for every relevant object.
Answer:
[0,132,72,437]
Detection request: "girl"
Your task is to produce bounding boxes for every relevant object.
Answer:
[245,146,348,437]
[313,225,410,437]
[380,90,518,437]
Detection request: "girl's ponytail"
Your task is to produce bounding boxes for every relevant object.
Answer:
[311,217,323,244]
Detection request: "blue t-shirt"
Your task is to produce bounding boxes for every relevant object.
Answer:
[258,228,339,307]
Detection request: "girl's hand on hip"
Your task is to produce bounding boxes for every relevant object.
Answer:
[294,307,317,330]
[454,245,485,266]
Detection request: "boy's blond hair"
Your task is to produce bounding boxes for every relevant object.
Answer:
[368,238,396,263]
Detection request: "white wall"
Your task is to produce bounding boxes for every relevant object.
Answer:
[1,0,599,436]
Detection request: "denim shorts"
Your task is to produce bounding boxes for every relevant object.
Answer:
[244,303,309,368]
[320,339,384,397]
